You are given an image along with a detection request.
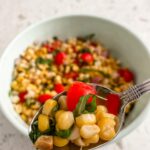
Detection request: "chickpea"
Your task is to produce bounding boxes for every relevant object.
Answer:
[57,111,74,130]
[98,118,116,141]
[76,114,96,128]
[53,136,69,147]
[80,125,100,139]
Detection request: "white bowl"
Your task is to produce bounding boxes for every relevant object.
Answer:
[0,14,150,143]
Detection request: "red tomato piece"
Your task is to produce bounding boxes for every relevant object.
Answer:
[19,91,27,103]
[67,82,96,111]
[80,53,94,64]
[38,94,52,104]
[118,68,134,82]
[106,93,121,115]
[65,72,79,80]
[44,44,55,53]
[44,40,62,53]
[54,83,65,93]
[54,52,66,65]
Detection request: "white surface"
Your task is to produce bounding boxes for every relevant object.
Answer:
[0,0,150,150]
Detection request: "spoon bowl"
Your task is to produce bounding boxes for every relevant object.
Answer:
[29,80,150,149]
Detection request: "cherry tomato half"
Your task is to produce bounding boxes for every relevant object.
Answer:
[80,53,94,64]
[19,91,27,103]
[67,82,96,111]
[54,52,66,65]
[118,68,134,82]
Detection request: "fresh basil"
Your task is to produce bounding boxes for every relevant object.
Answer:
[29,121,41,143]
[80,48,92,53]
[55,128,71,138]
[80,68,110,78]
[85,96,97,112]
[25,99,35,107]
[36,57,52,65]
[77,34,95,41]
[73,95,90,117]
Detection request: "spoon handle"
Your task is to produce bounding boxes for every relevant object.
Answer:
[120,79,150,104]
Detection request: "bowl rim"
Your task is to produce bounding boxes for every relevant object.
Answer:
[0,13,150,142]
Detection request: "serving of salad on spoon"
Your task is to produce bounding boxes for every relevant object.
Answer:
[29,80,150,150]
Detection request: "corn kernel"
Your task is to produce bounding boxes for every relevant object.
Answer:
[42,99,57,116]
[38,114,50,132]
[98,118,116,141]
[57,111,74,130]
[84,134,99,144]
[76,114,96,127]
[80,125,100,139]
[53,136,69,147]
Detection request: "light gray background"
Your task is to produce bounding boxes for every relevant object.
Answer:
[0,0,150,150]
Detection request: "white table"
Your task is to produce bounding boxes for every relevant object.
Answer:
[0,0,150,149]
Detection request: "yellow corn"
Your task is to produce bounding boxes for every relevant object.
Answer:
[98,118,116,141]
[84,134,99,144]
[55,110,64,121]
[38,114,50,132]
[80,125,100,139]
[42,99,57,116]
[53,136,69,147]
[57,111,74,130]
[76,114,96,128]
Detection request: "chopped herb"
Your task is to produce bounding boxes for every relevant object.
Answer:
[77,34,95,41]
[36,57,52,65]
[53,36,58,40]
[73,94,96,117]
[29,121,41,143]
[51,104,59,117]
[80,68,110,78]
[85,96,97,112]
[25,99,35,107]
[55,128,71,138]
[80,48,92,53]
[73,95,90,117]
[52,49,60,56]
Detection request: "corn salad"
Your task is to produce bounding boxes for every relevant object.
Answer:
[10,35,134,125]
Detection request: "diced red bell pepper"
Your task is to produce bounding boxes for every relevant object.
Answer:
[38,94,52,104]
[118,68,134,82]
[80,53,94,64]
[65,72,79,80]
[54,52,66,65]
[54,83,65,93]
[106,93,121,115]
[19,91,27,103]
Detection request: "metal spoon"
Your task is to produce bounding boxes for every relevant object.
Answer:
[29,79,150,150]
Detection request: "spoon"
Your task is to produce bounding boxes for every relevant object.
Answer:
[29,79,150,150]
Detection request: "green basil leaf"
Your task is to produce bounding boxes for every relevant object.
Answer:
[80,68,110,78]
[55,128,71,138]
[77,34,95,41]
[73,95,91,117]
[80,48,92,53]
[36,57,52,65]
[85,95,97,112]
